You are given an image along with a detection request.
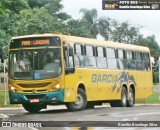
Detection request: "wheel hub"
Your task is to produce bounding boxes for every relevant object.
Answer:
[75,94,83,106]
[129,92,134,104]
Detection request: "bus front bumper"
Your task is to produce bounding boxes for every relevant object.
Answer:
[9,89,64,104]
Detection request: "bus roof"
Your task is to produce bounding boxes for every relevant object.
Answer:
[12,34,150,52]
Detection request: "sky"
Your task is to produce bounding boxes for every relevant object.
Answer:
[62,0,160,44]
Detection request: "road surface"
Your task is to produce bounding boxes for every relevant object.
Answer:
[0,104,160,129]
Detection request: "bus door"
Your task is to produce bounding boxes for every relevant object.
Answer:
[63,45,76,102]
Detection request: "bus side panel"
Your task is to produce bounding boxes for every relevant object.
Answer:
[97,69,120,100]
[64,68,98,102]
[64,74,77,102]
[135,71,152,99]
[83,68,98,101]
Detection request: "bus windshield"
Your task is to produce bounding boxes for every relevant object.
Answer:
[9,48,62,80]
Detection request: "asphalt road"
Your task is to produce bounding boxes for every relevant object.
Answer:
[0,104,160,130]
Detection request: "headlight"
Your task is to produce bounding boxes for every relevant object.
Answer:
[52,84,60,91]
[11,86,15,91]
[9,84,17,92]
[55,84,60,89]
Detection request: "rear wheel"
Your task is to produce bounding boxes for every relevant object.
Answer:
[110,87,127,107]
[66,88,87,111]
[22,103,44,113]
[127,88,135,107]
[121,87,127,107]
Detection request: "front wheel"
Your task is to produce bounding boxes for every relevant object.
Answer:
[22,103,44,113]
[66,88,87,111]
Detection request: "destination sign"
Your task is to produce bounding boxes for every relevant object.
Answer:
[21,40,49,46]
[10,37,61,49]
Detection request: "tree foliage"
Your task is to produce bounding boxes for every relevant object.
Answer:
[16,8,63,35]
[0,0,29,14]
[65,19,93,38]
[138,35,160,59]
[0,3,160,71]
[79,8,99,38]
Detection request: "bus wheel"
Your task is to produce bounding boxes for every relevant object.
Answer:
[127,88,134,107]
[22,103,43,113]
[120,87,127,107]
[66,88,87,111]
[110,87,127,107]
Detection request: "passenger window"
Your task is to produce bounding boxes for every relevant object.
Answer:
[143,53,150,71]
[75,44,84,67]
[106,48,117,69]
[84,45,96,68]
[135,51,144,70]
[96,47,107,68]
[126,50,135,70]
[117,49,126,69]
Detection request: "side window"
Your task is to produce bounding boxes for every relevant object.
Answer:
[84,45,96,68]
[143,52,150,71]
[96,47,107,68]
[106,48,117,69]
[117,49,126,69]
[135,51,144,70]
[126,50,135,70]
[75,44,84,67]
[64,47,74,68]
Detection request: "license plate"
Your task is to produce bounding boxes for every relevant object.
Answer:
[30,99,39,103]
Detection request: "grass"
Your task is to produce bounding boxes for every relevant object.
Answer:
[136,92,160,104]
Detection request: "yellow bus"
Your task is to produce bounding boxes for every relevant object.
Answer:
[5,34,152,112]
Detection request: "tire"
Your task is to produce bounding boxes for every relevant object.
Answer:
[127,88,135,107]
[66,88,87,111]
[120,87,127,107]
[110,87,127,107]
[22,103,43,113]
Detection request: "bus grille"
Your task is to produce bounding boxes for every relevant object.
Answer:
[23,90,47,93]
[17,82,52,88]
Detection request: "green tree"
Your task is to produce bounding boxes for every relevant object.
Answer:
[16,8,63,35]
[65,19,93,38]
[98,17,111,40]
[99,18,141,44]
[0,0,29,14]
[79,8,98,38]
[0,0,29,47]
[28,0,71,20]
[138,35,160,58]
